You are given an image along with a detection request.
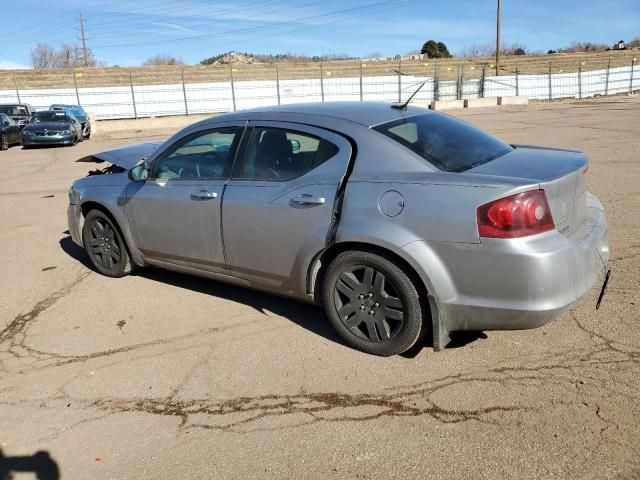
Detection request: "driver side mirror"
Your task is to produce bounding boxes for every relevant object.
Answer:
[2,120,9,127]
[128,161,150,181]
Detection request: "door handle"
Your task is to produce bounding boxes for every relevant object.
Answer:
[292,194,326,206]
[190,190,218,200]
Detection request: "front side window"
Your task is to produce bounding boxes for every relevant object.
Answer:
[373,114,512,172]
[152,127,239,180]
[241,127,339,181]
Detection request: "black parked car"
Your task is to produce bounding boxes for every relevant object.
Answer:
[0,103,36,128]
[50,104,91,139]
[0,113,22,150]
[21,111,83,147]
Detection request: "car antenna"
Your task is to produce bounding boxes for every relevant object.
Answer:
[391,81,426,110]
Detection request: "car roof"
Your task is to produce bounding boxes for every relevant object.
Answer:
[217,101,433,127]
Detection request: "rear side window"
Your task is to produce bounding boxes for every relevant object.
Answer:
[241,127,339,181]
[373,114,512,172]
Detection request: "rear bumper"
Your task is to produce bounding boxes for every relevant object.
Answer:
[405,192,609,335]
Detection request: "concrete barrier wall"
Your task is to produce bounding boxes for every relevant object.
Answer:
[430,100,465,110]
[498,96,529,105]
[464,97,498,108]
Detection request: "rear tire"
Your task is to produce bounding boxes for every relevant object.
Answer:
[0,134,7,151]
[82,210,133,278]
[322,250,426,356]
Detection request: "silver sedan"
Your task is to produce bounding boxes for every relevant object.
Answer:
[67,102,609,356]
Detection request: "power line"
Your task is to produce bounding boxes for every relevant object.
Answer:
[90,0,417,49]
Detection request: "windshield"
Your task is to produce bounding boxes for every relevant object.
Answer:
[0,105,27,116]
[32,111,71,123]
[373,114,512,172]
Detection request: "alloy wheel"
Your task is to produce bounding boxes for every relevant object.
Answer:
[332,265,405,342]
[87,217,122,271]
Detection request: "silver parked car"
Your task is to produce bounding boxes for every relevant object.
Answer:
[67,102,609,356]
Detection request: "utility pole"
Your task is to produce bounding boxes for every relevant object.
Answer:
[495,0,501,76]
[78,11,89,67]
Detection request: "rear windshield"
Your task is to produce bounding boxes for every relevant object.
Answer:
[373,114,512,172]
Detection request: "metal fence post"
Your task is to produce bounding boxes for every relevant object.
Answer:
[73,70,81,105]
[359,63,363,101]
[320,63,325,102]
[548,63,552,100]
[480,64,485,98]
[455,65,461,100]
[578,66,582,100]
[181,69,189,115]
[631,57,636,94]
[605,57,611,96]
[398,58,402,103]
[13,74,21,103]
[129,71,138,119]
[229,65,237,112]
[515,66,519,96]
[434,64,439,101]
[275,64,281,105]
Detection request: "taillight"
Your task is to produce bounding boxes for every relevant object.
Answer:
[477,190,555,238]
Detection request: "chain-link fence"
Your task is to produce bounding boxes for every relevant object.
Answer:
[1,53,638,120]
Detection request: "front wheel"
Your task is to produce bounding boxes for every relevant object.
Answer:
[322,250,427,356]
[82,210,133,278]
[0,134,7,151]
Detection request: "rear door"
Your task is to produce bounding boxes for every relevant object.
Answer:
[126,124,243,269]
[222,121,352,291]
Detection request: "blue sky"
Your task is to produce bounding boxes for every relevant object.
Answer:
[1,0,638,68]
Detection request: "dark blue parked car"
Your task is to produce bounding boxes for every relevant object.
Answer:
[50,104,91,139]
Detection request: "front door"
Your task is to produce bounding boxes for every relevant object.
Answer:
[222,121,352,293]
[126,125,242,269]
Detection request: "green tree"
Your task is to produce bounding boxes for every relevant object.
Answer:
[420,40,452,58]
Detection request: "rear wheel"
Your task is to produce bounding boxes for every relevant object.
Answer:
[322,250,426,356]
[0,134,7,151]
[82,210,133,278]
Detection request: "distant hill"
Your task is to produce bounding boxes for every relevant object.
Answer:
[200,51,356,65]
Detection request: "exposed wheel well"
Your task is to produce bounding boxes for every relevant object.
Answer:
[310,242,430,311]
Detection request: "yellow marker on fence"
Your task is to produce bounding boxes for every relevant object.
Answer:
[326,71,332,76]
[75,72,83,77]
[559,69,564,73]
[447,66,452,71]
[231,68,238,72]
[362,63,367,68]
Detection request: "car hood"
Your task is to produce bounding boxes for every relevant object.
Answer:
[90,142,163,169]
[23,122,72,131]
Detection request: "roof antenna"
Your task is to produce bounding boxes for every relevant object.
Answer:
[391,81,427,110]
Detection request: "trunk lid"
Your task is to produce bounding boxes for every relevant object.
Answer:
[469,145,589,236]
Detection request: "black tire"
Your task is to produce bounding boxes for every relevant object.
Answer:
[0,134,7,151]
[322,250,427,356]
[82,209,133,278]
